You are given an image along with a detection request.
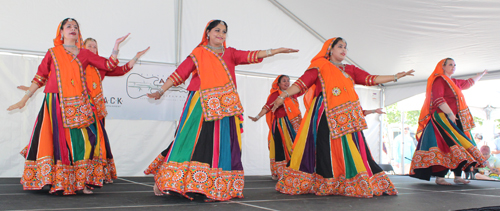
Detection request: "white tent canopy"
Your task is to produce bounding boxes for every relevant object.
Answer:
[1,0,499,177]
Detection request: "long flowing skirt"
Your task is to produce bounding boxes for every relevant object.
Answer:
[269,116,296,179]
[144,91,244,201]
[276,95,398,198]
[409,111,486,180]
[21,93,115,195]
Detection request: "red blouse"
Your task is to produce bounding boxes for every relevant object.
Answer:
[168,47,263,91]
[431,77,474,114]
[293,64,379,96]
[99,64,131,80]
[32,48,127,93]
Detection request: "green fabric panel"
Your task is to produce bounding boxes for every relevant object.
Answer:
[433,113,462,147]
[168,99,203,162]
[342,136,358,179]
[70,128,85,161]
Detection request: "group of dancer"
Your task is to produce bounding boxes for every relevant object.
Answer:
[7,18,488,201]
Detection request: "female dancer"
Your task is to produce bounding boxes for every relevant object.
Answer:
[17,38,149,184]
[410,58,487,185]
[8,18,147,195]
[272,37,413,198]
[249,75,302,180]
[144,20,298,201]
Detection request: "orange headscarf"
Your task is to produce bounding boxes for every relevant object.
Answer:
[53,18,83,49]
[307,37,367,139]
[83,38,107,120]
[416,59,475,140]
[265,75,302,133]
[50,19,94,128]
[189,20,243,121]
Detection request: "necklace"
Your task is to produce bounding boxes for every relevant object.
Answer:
[330,60,343,66]
[206,45,225,57]
[63,44,77,48]
[206,44,224,50]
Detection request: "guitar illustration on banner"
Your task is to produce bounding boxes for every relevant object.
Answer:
[126,73,188,99]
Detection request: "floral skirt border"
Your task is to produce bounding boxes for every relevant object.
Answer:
[276,167,398,198]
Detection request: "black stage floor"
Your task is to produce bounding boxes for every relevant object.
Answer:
[1,175,500,211]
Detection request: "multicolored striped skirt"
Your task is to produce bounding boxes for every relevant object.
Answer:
[269,116,296,179]
[21,93,116,195]
[144,91,244,201]
[276,95,398,198]
[410,111,486,180]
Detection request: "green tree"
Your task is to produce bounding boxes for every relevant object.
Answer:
[384,103,419,127]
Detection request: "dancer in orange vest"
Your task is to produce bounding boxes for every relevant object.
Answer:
[272,37,413,197]
[8,18,148,195]
[410,58,487,185]
[144,20,298,201]
[249,75,302,180]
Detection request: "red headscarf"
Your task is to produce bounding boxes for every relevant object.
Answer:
[416,59,475,139]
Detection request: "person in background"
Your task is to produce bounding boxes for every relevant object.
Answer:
[249,75,302,180]
[392,126,416,174]
[475,145,500,180]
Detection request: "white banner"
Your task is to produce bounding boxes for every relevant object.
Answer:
[102,63,189,121]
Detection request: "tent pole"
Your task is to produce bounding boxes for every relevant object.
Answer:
[175,0,183,66]
[380,86,385,164]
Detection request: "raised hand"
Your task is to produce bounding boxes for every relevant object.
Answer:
[7,100,27,111]
[115,33,131,47]
[248,116,260,122]
[147,91,162,100]
[129,47,150,68]
[477,69,488,78]
[274,47,299,54]
[396,69,415,79]
[17,85,29,91]
[373,108,386,114]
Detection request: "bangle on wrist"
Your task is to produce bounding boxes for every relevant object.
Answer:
[112,49,119,55]
[278,95,285,100]
[25,90,32,97]
[394,74,398,82]
[158,87,165,96]
[266,49,273,57]
[283,90,289,97]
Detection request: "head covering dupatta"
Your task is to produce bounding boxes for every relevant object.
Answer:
[265,75,302,134]
[83,39,107,120]
[416,59,474,140]
[50,19,94,128]
[306,37,367,139]
[189,20,243,121]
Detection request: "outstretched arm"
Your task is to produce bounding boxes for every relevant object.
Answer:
[249,108,269,122]
[126,47,150,69]
[257,48,299,59]
[7,82,40,111]
[111,33,130,59]
[471,70,487,83]
[364,108,386,116]
[374,70,415,84]
[147,78,174,100]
